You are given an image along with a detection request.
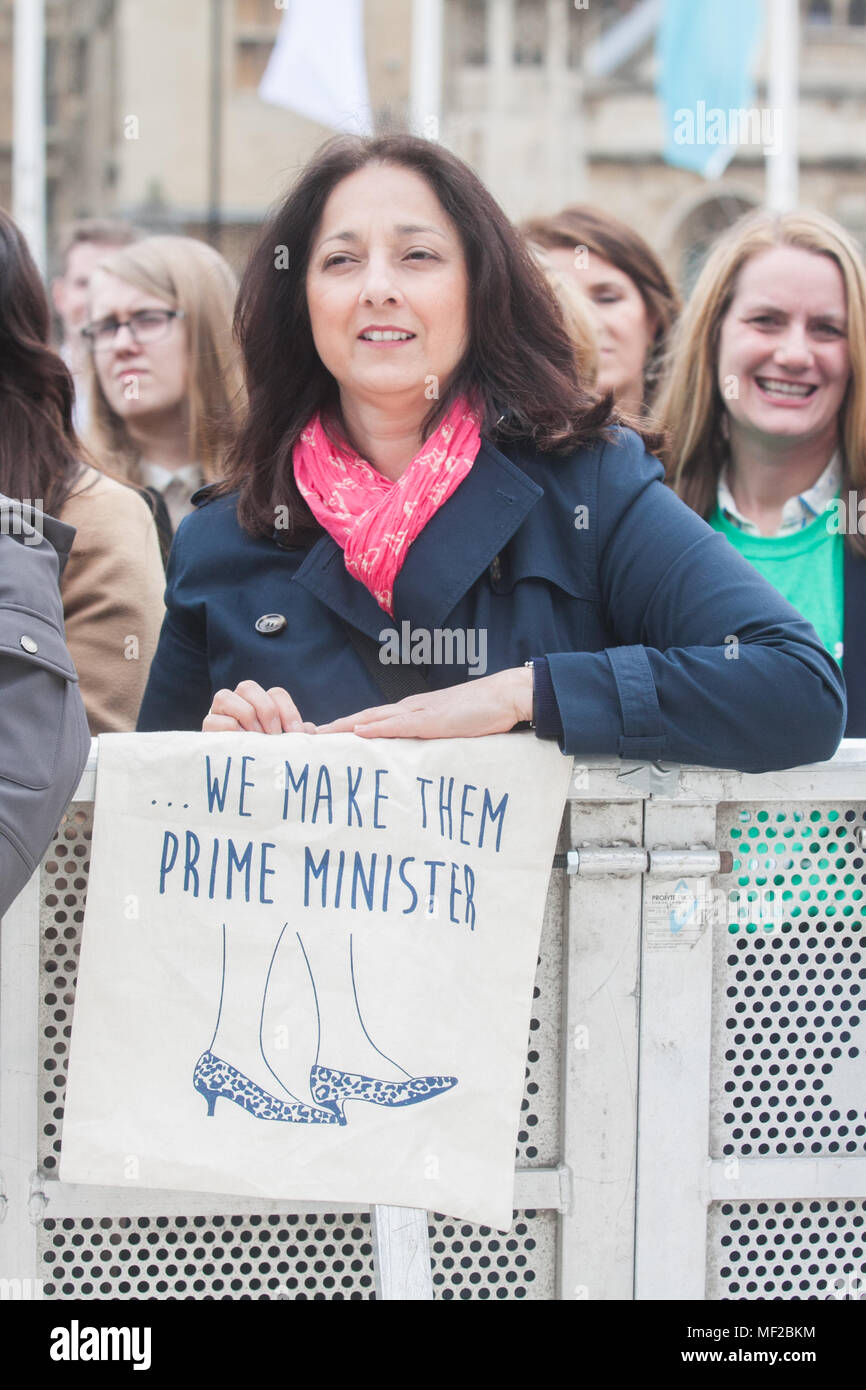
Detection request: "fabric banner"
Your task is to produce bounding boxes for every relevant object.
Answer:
[258,0,373,136]
[656,0,766,178]
[61,732,571,1229]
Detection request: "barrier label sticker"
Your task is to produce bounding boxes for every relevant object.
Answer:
[646,878,708,948]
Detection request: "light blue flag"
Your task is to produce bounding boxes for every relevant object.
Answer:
[656,0,767,178]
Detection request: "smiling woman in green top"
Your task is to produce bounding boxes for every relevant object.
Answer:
[657,208,866,737]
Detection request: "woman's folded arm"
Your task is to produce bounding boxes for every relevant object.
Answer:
[539,431,846,772]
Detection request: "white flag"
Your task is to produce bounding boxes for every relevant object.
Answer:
[259,0,373,137]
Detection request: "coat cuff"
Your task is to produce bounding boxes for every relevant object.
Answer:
[531,657,564,741]
[544,648,668,758]
[606,644,667,760]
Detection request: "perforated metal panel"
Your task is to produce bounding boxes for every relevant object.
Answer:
[708,1199,866,1300]
[39,803,91,1173]
[712,803,866,1161]
[37,1207,555,1301]
[39,1213,376,1300]
[36,805,564,1300]
[515,864,563,1166]
[428,1210,555,1299]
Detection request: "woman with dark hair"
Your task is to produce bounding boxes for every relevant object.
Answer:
[137,134,843,758]
[137,134,844,1127]
[0,210,165,733]
[521,205,680,415]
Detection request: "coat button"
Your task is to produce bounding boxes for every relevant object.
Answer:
[489,555,501,583]
[255,613,287,635]
[20,635,39,653]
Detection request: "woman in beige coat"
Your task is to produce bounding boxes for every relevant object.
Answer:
[59,467,164,733]
[0,210,164,734]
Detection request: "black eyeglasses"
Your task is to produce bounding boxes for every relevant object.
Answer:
[80,308,186,351]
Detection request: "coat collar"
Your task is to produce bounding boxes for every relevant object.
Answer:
[290,437,543,639]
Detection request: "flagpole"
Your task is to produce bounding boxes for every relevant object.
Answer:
[410,0,443,138]
[207,0,223,251]
[12,0,46,272]
[765,0,799,211]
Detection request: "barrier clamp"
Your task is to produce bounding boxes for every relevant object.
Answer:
[28,1172,48,1226]
[615,762,680,797]
[554,844,733,876]
[557,1163,572,1215]
[0,1172,7,1224]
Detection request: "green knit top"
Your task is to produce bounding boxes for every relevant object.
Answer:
[709,504,845,665]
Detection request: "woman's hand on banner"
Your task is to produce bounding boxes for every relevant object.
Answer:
[314,668,533,739]
[203,681,316,734]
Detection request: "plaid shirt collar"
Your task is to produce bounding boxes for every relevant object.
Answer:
[717,451,842,537]
[139,460,204,495]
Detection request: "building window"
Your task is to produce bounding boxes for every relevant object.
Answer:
[45,35,59,127]
[235,0,283,24]
[673,193,759,293]
[806,0,833,23]
[452,0,487,66]
[71,34,87,97]
[597,0,640,31]
[46,177,58,243]
[514,0,547,65]
[235,38,273,89]
[233,0,281,91]
[568,1,587,68]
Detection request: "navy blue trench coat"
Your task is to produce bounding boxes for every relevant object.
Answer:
[137,427,846,773]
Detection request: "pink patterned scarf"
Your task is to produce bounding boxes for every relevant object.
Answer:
[293,397,482,615]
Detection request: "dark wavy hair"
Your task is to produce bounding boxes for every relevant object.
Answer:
[0,208,84,515]
[220,134,616,539]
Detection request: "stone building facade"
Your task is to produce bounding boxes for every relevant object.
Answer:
[0,0,864,285]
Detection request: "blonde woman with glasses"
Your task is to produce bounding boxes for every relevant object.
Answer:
[83,236,245,550]
[658,208,866,736]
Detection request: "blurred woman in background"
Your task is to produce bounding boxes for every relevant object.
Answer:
[658,207,866,736]
[50,218,139,434]
[0,210,164,733]
[84,236,244,552]
[522,205,680,416]
[526,241,599,389]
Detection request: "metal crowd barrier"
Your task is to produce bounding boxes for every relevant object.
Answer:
[1,739,865,1301]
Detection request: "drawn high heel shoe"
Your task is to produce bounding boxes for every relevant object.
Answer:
[194,1051,345,1124]
[310,1063,457,1116]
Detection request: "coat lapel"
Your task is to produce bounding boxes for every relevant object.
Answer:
[290,532,387,641]
[391,439,543,630]
[291,438,543,637]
